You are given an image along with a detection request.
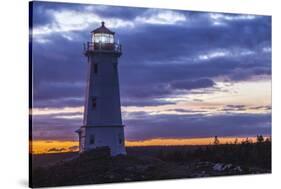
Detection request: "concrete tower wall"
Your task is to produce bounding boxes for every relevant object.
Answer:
[83,54,122,126]
[78,48,126,155]
[79,126,126,156]
[77,22,126,156]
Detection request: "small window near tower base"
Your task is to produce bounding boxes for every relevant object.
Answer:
[118,133,123,144]
[90,134,95,145]
[93,63,98,74]
[92,97,97,108]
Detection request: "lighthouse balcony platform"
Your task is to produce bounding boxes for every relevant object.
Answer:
[84,42,122,55]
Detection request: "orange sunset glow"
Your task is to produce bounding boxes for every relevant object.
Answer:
[31,137,261,154]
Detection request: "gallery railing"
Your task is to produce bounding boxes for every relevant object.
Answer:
[84,42,122,55]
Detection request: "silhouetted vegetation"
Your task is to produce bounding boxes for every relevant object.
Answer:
[156,136,271,170]
[213,136,220,145]
[31,136,271,187]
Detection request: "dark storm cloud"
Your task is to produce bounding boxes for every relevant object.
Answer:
[166,109,207,113]
[250,105,272,110]
[171,78,215,90]
[87,5,147,21]
[124,113,271,140]
[221,104,247,112]
[31,2,271,140]
[119,56,268,106]
[31,1,146,28]
[228,66,271,81]
[32,111,271,141]
[122,98,175,107]
[32,35,87,84]
[32,114,81,140]
[32,3,271,109]
[34,82,85,101]
[48,148,66,152]
[68,145,79,151]
[34,97,84,108]
[118,16,271,65]
[32,34,87,107]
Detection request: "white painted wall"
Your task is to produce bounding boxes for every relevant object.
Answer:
[83,54,122,126]
[82,126,126,156]
[79,48,126,156]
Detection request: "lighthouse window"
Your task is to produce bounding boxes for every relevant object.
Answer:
[113,63,117,71]
[92,97,97,108]
[109,35,114,43]
[89,135,95,144]
[93,63,98,74]
[94,33,114,44]
[118,134,123,144]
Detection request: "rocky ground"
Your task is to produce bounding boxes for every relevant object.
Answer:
[31,147,270,188]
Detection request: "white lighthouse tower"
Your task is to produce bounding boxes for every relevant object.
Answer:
[76,21,126,156]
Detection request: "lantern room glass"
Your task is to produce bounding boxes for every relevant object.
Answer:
[92,33,114,44]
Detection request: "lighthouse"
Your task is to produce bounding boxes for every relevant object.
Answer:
[76,22,126,156]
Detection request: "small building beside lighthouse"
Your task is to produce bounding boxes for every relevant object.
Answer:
[76,21,126,156]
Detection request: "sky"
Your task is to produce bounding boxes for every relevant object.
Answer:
[30,1,271,152]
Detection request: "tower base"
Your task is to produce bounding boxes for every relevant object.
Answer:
[76,125,126,156]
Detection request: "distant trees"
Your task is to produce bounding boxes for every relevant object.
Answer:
[265,137,271,143]
[155,135,271,170]
[155,137,271,170]
[211,135,270,145]
[257,135,264,143]
[213,136,220,145]
[241,137,252,145]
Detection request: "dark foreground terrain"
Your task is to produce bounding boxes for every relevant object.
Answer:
[31,141,271,187]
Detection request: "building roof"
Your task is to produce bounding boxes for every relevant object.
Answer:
[91,21,115,35]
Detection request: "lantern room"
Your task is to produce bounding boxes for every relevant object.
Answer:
[91,21,115,44]
[84,21,122,56]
